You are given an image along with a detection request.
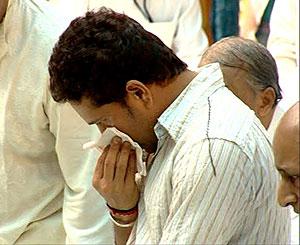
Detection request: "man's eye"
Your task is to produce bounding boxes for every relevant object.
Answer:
[96,121,114,130]
[101,118,114,126]
[96,121,104,127]
[289,175,299,184]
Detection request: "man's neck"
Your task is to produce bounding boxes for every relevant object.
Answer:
[0,0,9,23]
[153,69,198,117]
[143,69,197,153]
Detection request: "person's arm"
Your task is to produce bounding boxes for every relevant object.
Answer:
[172,0,208,69]
[113,226,135,245]
[110,212,137,245]
[45,94,114,244]
[92,137,139,245]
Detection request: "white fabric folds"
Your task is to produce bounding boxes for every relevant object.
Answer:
[83,127,147,182]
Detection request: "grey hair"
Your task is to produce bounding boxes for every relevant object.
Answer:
[200,36,282,106]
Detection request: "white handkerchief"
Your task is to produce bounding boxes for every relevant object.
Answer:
[83,127,147,181]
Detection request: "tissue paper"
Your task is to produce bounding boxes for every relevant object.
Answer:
[83,127,147,181]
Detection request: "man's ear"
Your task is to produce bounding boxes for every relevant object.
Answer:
[256,87,276,117]
[125,80,153,108]
[255,87,276,129]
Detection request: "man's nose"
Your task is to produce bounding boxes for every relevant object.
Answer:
[277,180,297,207]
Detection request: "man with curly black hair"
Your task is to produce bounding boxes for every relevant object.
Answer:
[49,8,290,245]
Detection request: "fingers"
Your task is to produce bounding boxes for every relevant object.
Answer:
[114,141,131,181]
[103,136,122,181]
[125,150,137,184]
[92,137,139,210]
[97,136,137,184]
[93,146,108,188]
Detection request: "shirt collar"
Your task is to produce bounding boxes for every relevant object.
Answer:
[154,63,225,142]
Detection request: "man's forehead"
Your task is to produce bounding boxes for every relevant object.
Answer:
[70,99,100,121]
[275,150,300,174]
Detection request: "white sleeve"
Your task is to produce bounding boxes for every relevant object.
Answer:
[158,139,288,244]
[268,0,298,63]
[267,0,299,110]
[172,0,208,69]
[45,93,114,244]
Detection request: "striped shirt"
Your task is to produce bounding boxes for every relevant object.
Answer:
[128,63,290,244]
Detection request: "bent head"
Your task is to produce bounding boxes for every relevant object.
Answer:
[48,8,187,152]
[273,102,300,213]
[200,36,282,129]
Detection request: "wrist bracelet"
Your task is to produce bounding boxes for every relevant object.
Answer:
[107,203,138,216]
[109,213,136,228]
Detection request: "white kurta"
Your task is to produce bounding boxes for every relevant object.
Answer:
[47,0,208,70]
[268,0,299,111]
[0,0,113,243]
[127,64,290,244]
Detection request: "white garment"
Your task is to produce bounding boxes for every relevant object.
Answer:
[290,209,300,245]
[0,0,113,243]
[268,0,299,111]
[83,127,147,182]
[290,209,299,245]
[267,104,285,141]
[239,0,269,40]
[127,63,290,244]
[47,0,208,70]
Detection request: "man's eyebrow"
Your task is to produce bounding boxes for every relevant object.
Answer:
[276,166,299,176]
[276,168,286,174]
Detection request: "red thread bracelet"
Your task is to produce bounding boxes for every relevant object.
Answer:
[106,203,138,216]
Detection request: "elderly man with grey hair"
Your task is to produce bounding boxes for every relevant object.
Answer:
[200,36,297,243]
[199,36,282,130]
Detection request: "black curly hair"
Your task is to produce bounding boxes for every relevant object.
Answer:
[49,7,187,106]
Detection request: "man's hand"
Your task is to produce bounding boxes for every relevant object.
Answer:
[92,136,139,210]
